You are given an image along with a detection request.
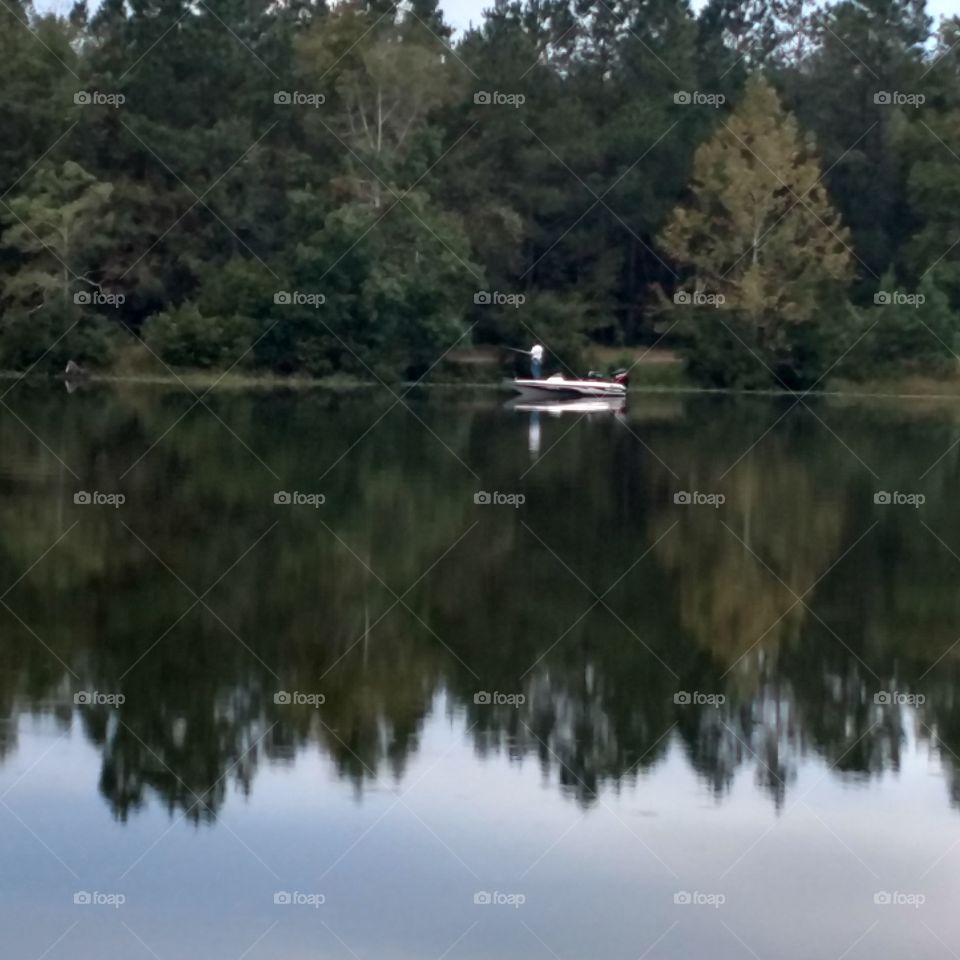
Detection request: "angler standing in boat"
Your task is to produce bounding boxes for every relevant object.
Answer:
[530,344,544,379]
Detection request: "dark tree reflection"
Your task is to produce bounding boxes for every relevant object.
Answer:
[0,388,958,818]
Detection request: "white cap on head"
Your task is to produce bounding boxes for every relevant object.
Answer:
[530,344,544,361]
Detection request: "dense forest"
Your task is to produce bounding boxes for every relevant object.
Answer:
[2,0,960,387]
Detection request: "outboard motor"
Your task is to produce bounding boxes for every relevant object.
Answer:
[613,368,630,386]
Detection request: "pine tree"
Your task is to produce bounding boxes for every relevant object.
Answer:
[1,160,114,312]
[0,161,116,368]
[660,74,852,388]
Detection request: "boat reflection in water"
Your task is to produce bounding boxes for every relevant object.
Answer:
[506,396,627,415]
[505,395,627,459]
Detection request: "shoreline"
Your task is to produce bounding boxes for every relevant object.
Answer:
[5,368,960,402]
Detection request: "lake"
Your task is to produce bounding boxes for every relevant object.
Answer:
[1,383,959,959]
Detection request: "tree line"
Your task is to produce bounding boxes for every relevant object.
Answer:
[2,0,959,387]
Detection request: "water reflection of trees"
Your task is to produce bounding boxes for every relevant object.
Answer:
[2,388,960,818]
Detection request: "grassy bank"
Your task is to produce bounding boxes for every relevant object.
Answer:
[8,345,960,398]
[0,367,372,392]
[823,375,960,399]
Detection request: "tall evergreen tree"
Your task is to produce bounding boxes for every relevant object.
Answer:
[660,74,851,387]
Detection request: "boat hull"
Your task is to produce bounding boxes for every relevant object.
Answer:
[509,378,627,399]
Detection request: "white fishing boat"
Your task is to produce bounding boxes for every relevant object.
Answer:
[508,371,629,400]
[504,344,629,400]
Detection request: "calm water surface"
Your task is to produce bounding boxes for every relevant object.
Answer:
[2,384,960,959]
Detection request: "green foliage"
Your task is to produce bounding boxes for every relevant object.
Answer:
[781,0,929,293]
[1,160,114,312]
[143,302,254,370]
[500,292,592,376]
[256,193,477,381]
[0,307,115,371]
[847,271,960,378]
[0,0,957,384]
[0,158,119,370]
[902,90,960,312]
[661,76,853,389]
[673,308,778,390]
